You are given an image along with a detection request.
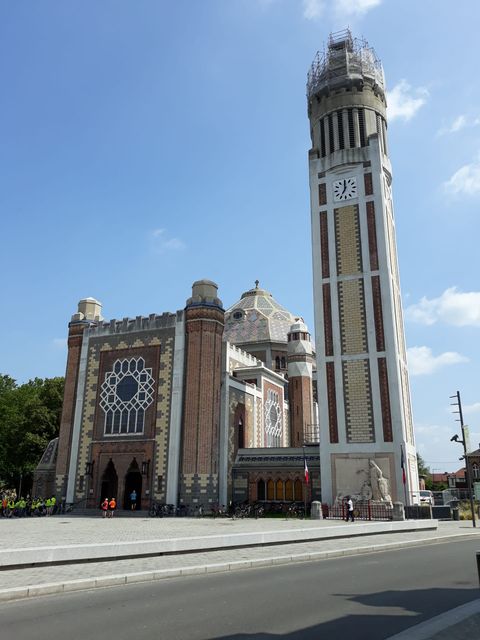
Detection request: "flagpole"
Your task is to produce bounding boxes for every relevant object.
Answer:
[303,445,307,518]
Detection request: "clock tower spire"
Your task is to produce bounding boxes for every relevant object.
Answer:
[307,30,418,505]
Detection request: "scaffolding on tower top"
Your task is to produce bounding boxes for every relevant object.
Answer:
[307,29,385,99]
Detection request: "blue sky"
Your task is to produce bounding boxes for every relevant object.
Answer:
[2,0,480,472]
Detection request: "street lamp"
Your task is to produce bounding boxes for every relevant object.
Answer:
[450,391,476,528]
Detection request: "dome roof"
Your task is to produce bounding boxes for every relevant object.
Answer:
[224,282,300,345]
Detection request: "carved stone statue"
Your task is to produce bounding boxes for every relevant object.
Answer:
[369,459,392,503]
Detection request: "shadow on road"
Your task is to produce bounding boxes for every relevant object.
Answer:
[210,587,479,640]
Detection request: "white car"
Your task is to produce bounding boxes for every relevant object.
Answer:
[419,490,434,506]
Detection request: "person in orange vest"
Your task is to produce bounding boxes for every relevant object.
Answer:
[108,497,116,518]
[101,498,109,518]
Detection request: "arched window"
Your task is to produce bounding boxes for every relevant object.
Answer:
[294,479,303,501]
[264,389,282,447]
[237,417,244,449]
[285,479,294,501]
[472,463,479,480]
[257,479,266,501]
[276,479,284,501]
[275,356,280,370]
[267,479,275,501]
[100,358,154,435]
[281,357,286,369]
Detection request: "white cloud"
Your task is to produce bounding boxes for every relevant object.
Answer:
[302,0,381,20]
[302,0,326,19]
[52,338,67,349]
[407,346,468,376]
[437,114,467,136]
[151,228,186,253]
[464,402,480,415]
[334,0,382,16]
[405,287,480,327]
[387,80,428,122]
[445,158,480,196]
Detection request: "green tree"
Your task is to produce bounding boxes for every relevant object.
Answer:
[0,375,64,491]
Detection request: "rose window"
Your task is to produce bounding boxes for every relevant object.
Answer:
[264,389,282,447]
[100,358,154,435]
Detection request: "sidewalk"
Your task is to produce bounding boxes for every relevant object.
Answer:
[0,517,478,639]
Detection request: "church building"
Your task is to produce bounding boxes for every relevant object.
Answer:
[41,281,320,510]
[34,29,419,509]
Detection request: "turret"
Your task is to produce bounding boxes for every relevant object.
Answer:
[179,280,225,505]
[287,320,314,447]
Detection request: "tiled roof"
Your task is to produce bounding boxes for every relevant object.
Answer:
[224,285,299,346]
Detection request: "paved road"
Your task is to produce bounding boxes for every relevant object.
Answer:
[2,538,479,640]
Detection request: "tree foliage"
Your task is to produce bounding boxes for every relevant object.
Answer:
[0,374,64,489]
[417,453,430,477]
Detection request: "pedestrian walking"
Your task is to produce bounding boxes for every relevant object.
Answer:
[101,498,109,518]
[345,496,355,522]
[130,489,137,511]
[108,497,116,518]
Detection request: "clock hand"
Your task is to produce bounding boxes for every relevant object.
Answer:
[341,182,347,195]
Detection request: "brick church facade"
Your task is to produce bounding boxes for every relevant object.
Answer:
[36,280,320,510]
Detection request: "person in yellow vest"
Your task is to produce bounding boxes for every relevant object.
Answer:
[108,497,116,518]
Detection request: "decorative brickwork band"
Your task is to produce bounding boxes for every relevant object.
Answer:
[342,359,374,443]
[326,362,338,443]
[338,278,368,355]
[364,172,373,196]
[377,358,393,442]
[322,283,334,357]
[334,204,362,275]
[320,211,330,278]
[371,275,385,352]
[366,201,379,271]
[318,182,327,206]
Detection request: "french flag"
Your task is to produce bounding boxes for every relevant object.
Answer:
[304,453,309,484]
[401,446,406,485]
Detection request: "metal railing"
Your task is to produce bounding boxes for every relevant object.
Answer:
[324,501,393,521]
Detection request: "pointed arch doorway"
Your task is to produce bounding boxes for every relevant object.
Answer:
[100,459,118,506]
[123,458,142,510]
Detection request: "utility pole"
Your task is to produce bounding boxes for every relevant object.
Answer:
[450,391,476,528]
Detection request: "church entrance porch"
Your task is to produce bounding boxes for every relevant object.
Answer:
[123,459,142,510]
[100,459,118,506]
[89,442,155,510]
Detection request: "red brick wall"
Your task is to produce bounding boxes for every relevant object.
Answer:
[378,358,393,442]
[366,201,379,271]
[326,362,339,443]
[289,375,313,447]
[181,306,224,475]
[323,283,333,356]
[320,211,330,278]
[371,275,386,352]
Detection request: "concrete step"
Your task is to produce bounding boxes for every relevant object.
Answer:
[0,519,438,570]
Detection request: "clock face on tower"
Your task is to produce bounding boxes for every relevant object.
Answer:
[333,177,358,201]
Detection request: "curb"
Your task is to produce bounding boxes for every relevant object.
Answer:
[0,532,477,604]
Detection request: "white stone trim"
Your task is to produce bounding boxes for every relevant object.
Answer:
[166,313,185,505]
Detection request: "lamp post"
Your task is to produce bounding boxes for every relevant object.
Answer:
[450,390,476,528]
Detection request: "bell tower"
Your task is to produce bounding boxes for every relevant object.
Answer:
[307,30,418,504]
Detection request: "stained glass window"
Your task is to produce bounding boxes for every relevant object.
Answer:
[100,357,154,435]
